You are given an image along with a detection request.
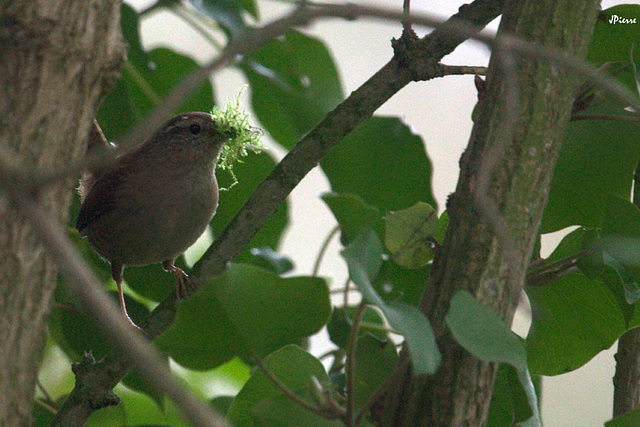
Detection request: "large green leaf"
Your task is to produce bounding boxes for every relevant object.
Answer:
[487,365,542,427]
[589,5,640,91]
[321,192,382,245]
[353,333,399,409]
[321,116,437,212]
[445,291,539,426]
[601,195,640,301]
[341,229,440,375]
[156,263,331,370]
[127,47,215,117]
[445,291,527,369]
[210,150,289,257]
[240,31,343,149]
[541,117,640,232]
[123,255,190,302]
[541,5,640,232]
[98,5,215,139]
[227,345,340,427]
[526,271,625,375]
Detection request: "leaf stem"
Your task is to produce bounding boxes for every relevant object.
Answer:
[312,225,340,277]
[344,301,367,426]
[254,356,342,419]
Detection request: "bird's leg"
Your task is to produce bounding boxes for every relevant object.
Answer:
[111,262,141,329]
[162,259,195,299]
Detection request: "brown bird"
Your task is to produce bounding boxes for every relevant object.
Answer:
[76,112,228,326]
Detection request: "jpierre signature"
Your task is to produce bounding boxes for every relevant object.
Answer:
[609,14,637,24]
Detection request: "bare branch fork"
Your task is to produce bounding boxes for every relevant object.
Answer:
[4,0,638,424]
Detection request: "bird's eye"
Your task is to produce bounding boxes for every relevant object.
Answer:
[189,124,201,135]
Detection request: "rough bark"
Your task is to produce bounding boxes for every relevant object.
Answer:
[374,0,600,425]
[612,162,640,417]
[0,1,124,424]
[614,328,640,417]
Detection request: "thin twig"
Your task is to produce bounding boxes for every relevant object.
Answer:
[439,64,488,76]
[170,2,224,50]
[402,0,412,34]
[343,277,352,307]
[572,113,640,122]
[254,356,328,417]
[35,379,56,411]
[345,301,367,426]
[33,398,58,418]
[312,225,340,277]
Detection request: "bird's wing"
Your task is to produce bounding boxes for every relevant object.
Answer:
[75,169,124,234]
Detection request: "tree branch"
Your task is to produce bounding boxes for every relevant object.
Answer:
[47,0,504,422]
[613,160,640,417]
[193,0,506,278]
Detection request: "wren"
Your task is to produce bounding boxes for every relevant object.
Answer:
[76,112,229,326]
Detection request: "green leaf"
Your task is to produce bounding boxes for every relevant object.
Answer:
[602,251,640,305]
[541,118,640,232]
[123,256,189,302]
[341,229,440,374]
[606,405,640,426]
[99,6,215,139]
[247,247,294,275]
[240,31,343,149]
[205,150,289,264]
[186,0,248,36]
[601,195,640,303]
[541,5,640,232]
[342,229,384,285]
[377,260,431,306]
[326,306,389,349]
[487,365,542,427]
[51,291,150,362]
[445,291,540,426]
[210,396,234,416]
[127,47,215,117]
[227,345,339,427]
[321,192,382,245]
[588,5,640,92]
[526,271,625,375]
[353,333,399,408]
[321,116,437,212]
[157,263,331,370]
[111,389,191,426]
[385,202,439,269]
[445,291,526,369]
[250,395,341,427]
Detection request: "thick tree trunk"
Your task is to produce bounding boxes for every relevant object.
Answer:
[375,0,600,425]
[0,1,124,423]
